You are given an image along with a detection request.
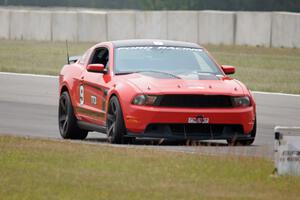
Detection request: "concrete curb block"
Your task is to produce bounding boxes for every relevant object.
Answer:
[0,8,10,39]
[198,10,235,45]
[167,11,198,43]
[52,11,78,42]
[235,12,272,47]
[136,11,167,39]
[0,9,299,48]
[77,11,107,42]
[107,11,136,41]
[271,12,300,48]
[23,10,52,41]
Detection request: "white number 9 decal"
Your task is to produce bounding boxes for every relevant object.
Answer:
[79,85,84,105]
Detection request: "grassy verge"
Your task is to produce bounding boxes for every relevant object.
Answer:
[0,40,93,75]
[0,40,300,94]
[1,135,300,200]
[205,45,300,94]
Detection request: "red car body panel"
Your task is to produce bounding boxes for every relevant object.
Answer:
[59,40,256,140]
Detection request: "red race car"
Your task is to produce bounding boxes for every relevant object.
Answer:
[58,40,256,145]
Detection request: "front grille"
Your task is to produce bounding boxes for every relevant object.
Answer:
[156,95,232,108]
[170,124,242,137]
[145,123,243,138]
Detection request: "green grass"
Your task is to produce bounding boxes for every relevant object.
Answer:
[1,135,300,200]
[0,40,93,75]
[0,40,300,94]
[204,45,300,94]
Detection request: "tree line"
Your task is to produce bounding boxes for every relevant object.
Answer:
[0,0,299,12]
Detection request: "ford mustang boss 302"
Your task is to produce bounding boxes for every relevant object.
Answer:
[58,40,256,145]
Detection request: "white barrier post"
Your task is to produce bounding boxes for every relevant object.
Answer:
[274,126,300,176]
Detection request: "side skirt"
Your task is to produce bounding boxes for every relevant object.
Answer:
[77,121,107,134]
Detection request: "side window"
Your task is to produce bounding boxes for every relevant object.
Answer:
[90,48,109,68]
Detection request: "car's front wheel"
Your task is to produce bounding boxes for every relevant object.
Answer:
[107,96,132,144]
[58,91,88,140]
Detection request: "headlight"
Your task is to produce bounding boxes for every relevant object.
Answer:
[232,96,251,107]
[132,94,158,106]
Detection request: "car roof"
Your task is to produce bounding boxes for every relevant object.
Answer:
[111,39,202,49]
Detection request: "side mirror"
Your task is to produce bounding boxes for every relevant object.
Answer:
[87,64,105,73]
[221,65,235,75]
[68,55,81,64]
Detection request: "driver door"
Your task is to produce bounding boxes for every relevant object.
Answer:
[77,47,110,126]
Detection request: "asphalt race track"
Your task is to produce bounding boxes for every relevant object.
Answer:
[1,72,300,158]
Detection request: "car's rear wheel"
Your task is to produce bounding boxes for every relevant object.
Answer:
[58,91,88,140]
[106,96,132,144]
[227,119,256,146]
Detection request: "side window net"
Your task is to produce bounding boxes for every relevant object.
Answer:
[90,48,109,67]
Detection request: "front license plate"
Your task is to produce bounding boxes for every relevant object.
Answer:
[188,117,209,124]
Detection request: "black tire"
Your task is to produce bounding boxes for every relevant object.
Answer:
[106,96,130,144]
[58,91,88,140]
[227,119,256,146]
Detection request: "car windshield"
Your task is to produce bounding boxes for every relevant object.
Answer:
[114,46,223,79]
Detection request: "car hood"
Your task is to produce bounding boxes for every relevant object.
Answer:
[119,73,246,96]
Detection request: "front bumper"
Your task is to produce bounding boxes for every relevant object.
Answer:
[124,105,255,140]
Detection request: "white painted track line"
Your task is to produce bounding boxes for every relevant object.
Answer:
[0,72,58,79]
[1,71,299,97]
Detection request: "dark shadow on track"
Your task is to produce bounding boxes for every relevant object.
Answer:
[84,137,245,147]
